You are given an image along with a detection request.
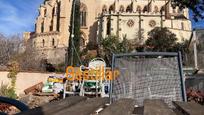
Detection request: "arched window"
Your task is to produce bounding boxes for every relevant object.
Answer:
[52,7,55,17]
[35,24,37,32]
[52,38,55,46]
[154,6,159,13]
[102,5,107,13]
[50,19,53,31]
[173,9,176,13]
[33,41,36,47]
[80,32,87,49]
[143,6,148,13]
[44,9,47,16]
[42,39,45,47]
[107,17,111,35]
[119,5,125,13]
[41,21,44,33]
[80,37,85,48]
[56,2,61,31]
[80,3,87,27]
[181,22,184,30]
[160,6,165,13]
[126,5,132,12]
[136,6,141,12]
[178,8,184,14]
[109,5,115,13]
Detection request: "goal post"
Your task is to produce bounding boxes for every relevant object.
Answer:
[110,52,186,107]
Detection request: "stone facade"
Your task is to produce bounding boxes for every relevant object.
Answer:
[24,0,192,64]
[98,0,192,43]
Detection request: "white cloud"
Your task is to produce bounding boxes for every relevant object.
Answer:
[0,0,41,36]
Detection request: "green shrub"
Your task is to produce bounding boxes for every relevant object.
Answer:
[8,71,17,87]
[0,83,17,99]
[55,63,65,73]
[4,61,19,99]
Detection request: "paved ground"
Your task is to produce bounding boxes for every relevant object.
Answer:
[17,96,204,115]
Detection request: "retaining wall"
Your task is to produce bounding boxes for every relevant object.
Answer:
[0,71,63,96]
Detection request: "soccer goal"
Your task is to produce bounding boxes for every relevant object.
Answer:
[110,52,186,107]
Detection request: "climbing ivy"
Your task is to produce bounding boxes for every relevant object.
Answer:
[6,61,19,99]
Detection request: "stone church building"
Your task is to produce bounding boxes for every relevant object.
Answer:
[24,0,192,64]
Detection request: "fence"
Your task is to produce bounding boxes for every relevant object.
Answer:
[196,30,204,69]
[185,75,204,105]
[110,52,186,107]
[185,30,204,69]
[186,76,204,92]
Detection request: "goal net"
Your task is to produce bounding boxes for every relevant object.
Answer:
[111,52,186,107]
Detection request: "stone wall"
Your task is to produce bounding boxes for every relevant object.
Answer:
[0,71,63,96]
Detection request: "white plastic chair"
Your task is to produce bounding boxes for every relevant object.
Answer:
[80,58,108,97]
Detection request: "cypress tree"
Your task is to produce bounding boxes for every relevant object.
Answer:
[67,0,81,66]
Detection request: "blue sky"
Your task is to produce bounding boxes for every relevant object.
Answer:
[0,0,204,36]
[0,0,43,36]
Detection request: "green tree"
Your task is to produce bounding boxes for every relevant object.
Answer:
[145,27,190,53]
[145,27,178,52]
[100,35,133,65]
[67,0,81,66]
[172,0,204,21]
